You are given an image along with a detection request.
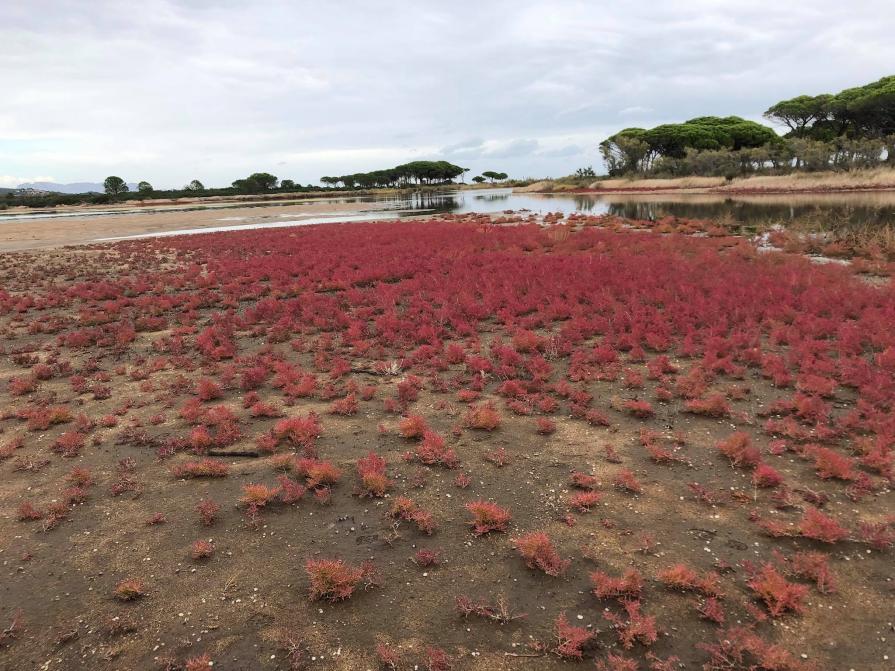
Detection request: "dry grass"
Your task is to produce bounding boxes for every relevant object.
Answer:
[719,168,895,192]
[589,176,725,190]
[523,168,895,194]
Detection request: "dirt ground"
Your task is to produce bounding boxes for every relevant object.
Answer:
[0,199,393,252]
[0,216,892,671]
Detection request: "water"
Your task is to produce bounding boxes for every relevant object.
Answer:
[373,188,895,233]
[5,188,895,239]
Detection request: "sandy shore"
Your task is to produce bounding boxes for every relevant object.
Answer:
[0,199,398,252]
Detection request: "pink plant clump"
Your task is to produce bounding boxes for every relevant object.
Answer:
[304,558,373,602]
[465,500,511,535]
[747,564,808,617]
[511,532,570,576]
[355,451,391,497]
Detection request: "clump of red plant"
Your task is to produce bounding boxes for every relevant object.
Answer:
[716,432,761,468]
[196,498,221,526]
[113,578,146,601]
[465,500,511,535]
[413,549,441,567]
[172,458,229,479]
[612,469,642,494]
[590,568,644,601]
[511,532,570,576]
[304,558,374,602]
[389,496,437,535]
[747,564,807,617]
[798,507,848,543]
[568,490,602,512]
[191,540,214,560]
[603,599,658,649]
[464,403,501,430]
[553,612,594,659]
[355,451,391,497]
[657,563,723,597]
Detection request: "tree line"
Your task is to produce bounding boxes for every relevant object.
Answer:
[320,161,508,188]
[599,75,895,177]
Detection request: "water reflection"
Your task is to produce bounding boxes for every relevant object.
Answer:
[414,188,895,232]
[9,187,895,236]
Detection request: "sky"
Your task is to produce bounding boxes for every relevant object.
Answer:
[2,0,894,189]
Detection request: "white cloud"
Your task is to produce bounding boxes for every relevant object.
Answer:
[1,0,893,186]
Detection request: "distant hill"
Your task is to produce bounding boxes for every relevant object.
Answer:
[16,181,140,194]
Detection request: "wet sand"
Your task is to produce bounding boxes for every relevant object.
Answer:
[0,199,397,252]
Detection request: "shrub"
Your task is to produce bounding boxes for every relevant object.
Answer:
[184,653,213,671]
[295,458,342,489]
[172,458,229,479]
[512,532,569,576]
[413,549,441,567]
[398,414,429,439]
[305,558,372,602]
[453,472,471,488]
[424,646,452,671]
[52,431,86,458]
[622,399,655,418]
[684,394,731,417]
[553,612,593,659]
[603,600,658,649]
[355,452,391,497]
[857,521,895,550]
[413,431,459,468]
[716,432,761,468]
[799,507,848,543]
[240,483,277,509]
[8,376,38,396]
[595,653,639,671]
[16,501,43,521]
[465,500,511,535]
[747,564,807,617]
[483,447,511,467]
[196,378,222,401]
[191,540,215,560]
[536,417,556,434]
[389,496,437,534]
[197,498,221,526]
[273,413,322,451]
[791,551,837,594]
[568,490,602,512]
[590,568,644,601]
[328,393,358,415]
[810,446,855,480]
[697,597,726,625]
[570,470,598,489]
[455,595,526,623]
[276,475,307,504]
[113,578,146,601]
[657,564,722,597]
[464,403,501,430]
[376,643,401,670]
[613,469,642,494]
[752,463,784,488]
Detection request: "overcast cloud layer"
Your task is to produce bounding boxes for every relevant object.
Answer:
[2,0,894,188]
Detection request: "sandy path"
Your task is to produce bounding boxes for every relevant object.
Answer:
[0,199,397,252]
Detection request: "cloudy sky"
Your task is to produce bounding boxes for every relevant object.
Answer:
[2,0,893,188]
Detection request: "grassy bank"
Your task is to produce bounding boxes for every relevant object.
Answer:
[519,167,895,194]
